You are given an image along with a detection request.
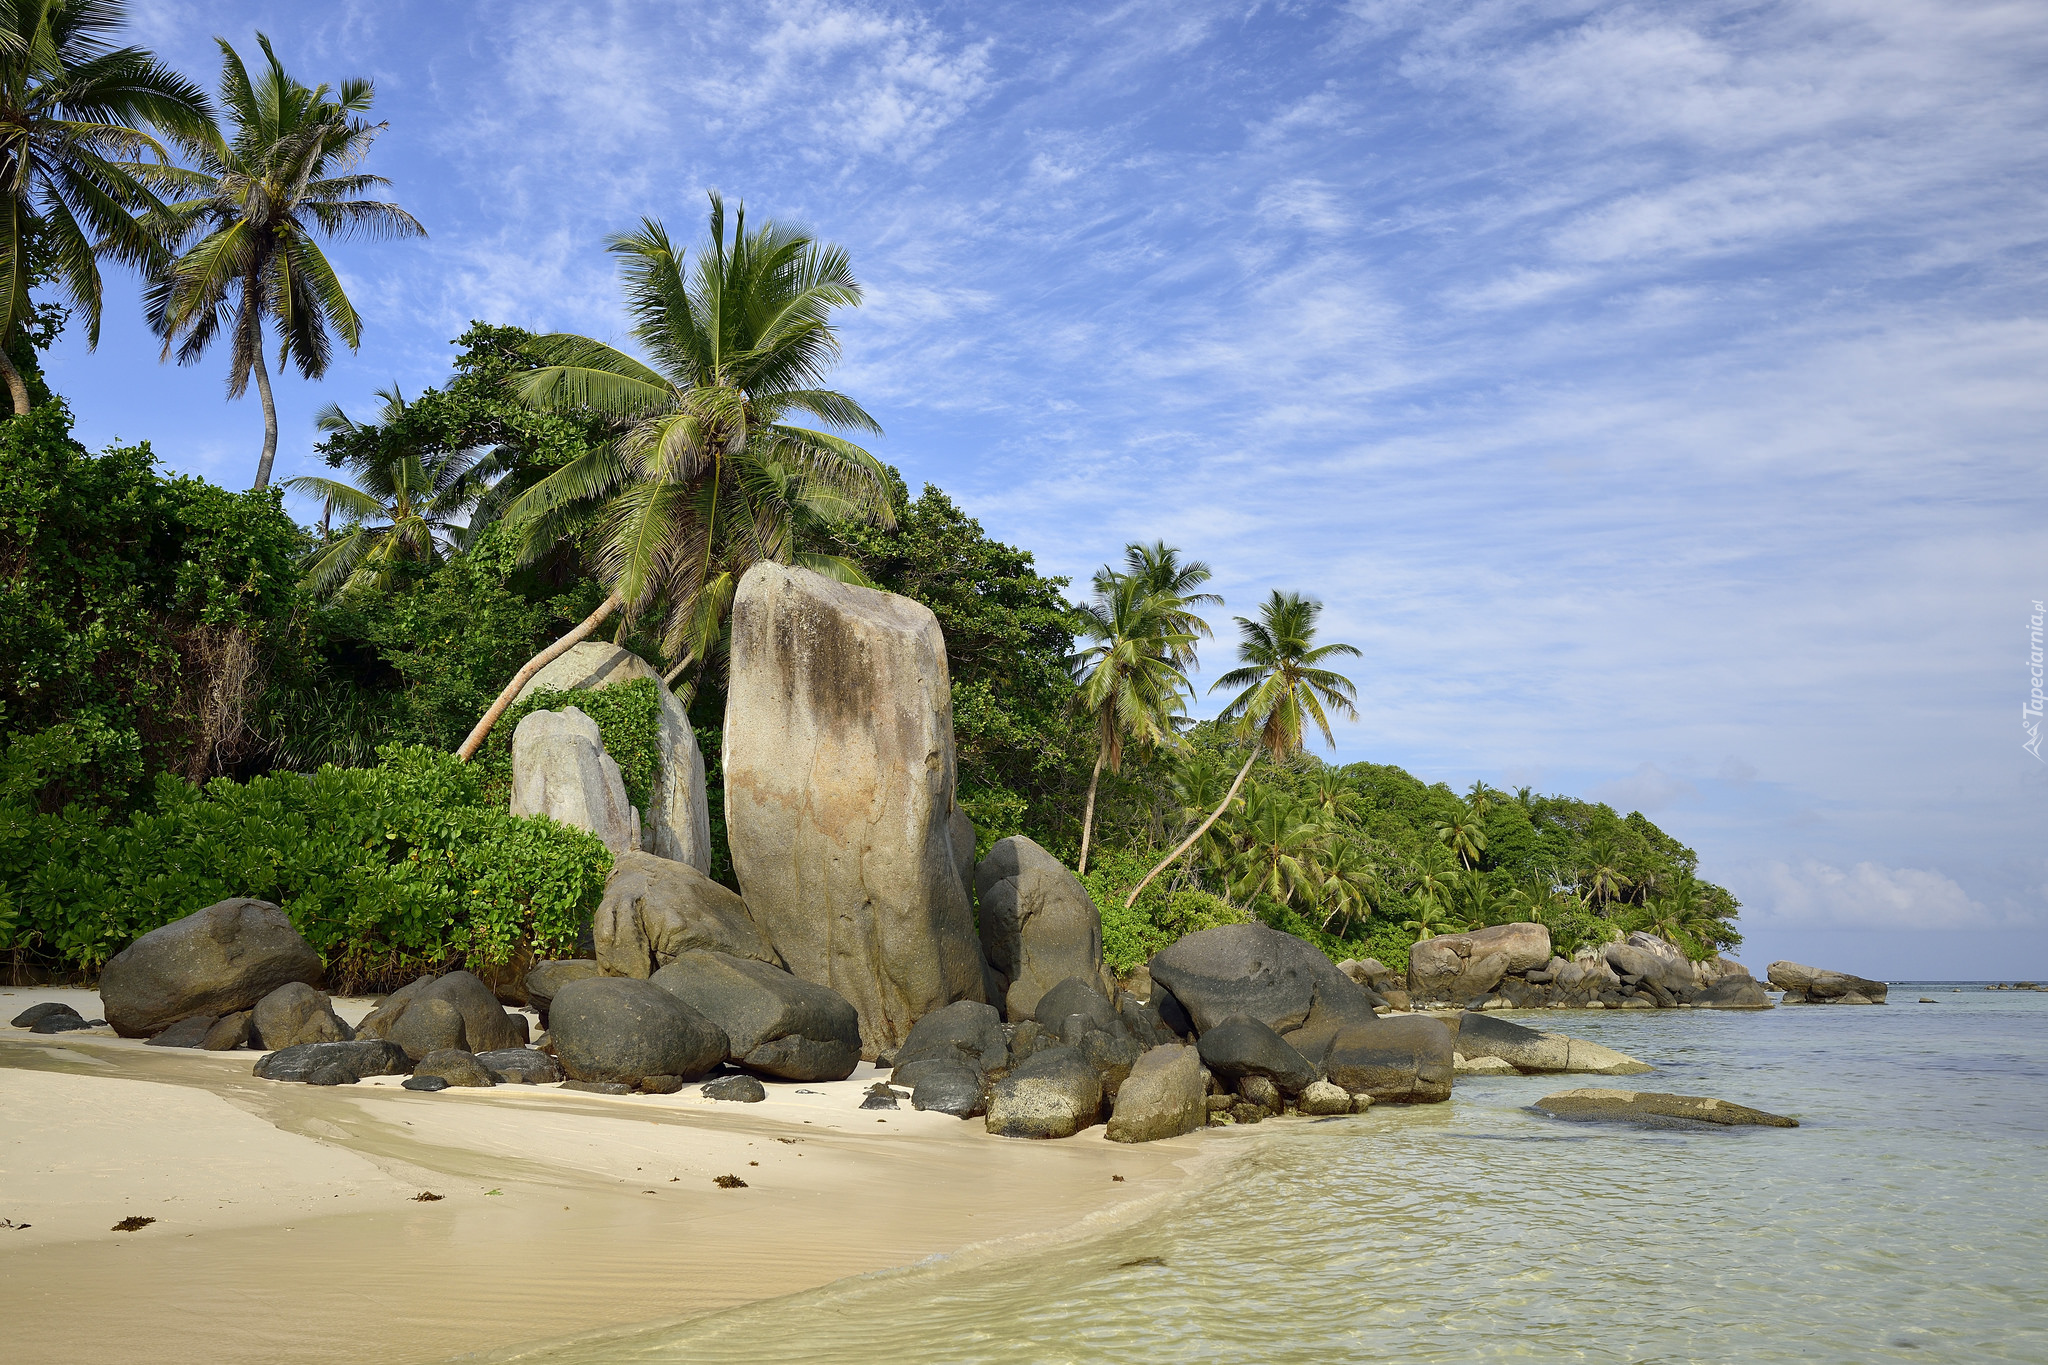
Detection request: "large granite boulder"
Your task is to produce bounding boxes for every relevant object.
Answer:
[515,642,711,871]
[1147,922,1375,1039]
[985,1045,1104,1139]
[1605,934,1697,996]
[1768,961,1887,1004]
[892,999,1008,1078]
[1696,974,1773,1009]
[355,971,527,1058]
[252,982,354,1050]
[548,976,730,1086]
[1316,1015,1455,1103]
[1536,1087,1799,1127]
[1407,922,1551,1002]
[594,851,778,979]
[100,899,323,1038]
[1196,1015,1319,1096]
[510,707,636,854]
[650,951,861,1081]
[723,562,988,1055]
[524,959,600,1014]
[1106,1044,1207,1143]
[253,1039,411,1084]
[909,1060,988,1118]
[1452,1012,1653,1074]
[1032,975,1119,1034]
[975,836,1105,1020]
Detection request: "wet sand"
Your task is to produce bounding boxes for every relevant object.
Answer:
[0,988,1221,1364]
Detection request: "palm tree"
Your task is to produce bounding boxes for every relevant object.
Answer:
[1166,750,1236,873]
[0,0,208,413]
[1580,837,1632,907]
[1434,798,1487,869]
[1223,784,1325,908]
[1125,590,1360,907]
[1118,540,1220,668]
[1464,780,1494,817]
[144,33,423,490]
[1069,569,1193,874]
[1317,838,1382,934]
[457,195,890,761]
[281,386,500,596]
[1304,767,1364,824]
[1402,898,1465,941]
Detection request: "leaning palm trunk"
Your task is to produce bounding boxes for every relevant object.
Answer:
[456,592,621,760]
[1076,742,1109,876]
[1124,750,1257,909]
[0,346,30,416]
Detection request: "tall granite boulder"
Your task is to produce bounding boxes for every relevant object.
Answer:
[548,976,730,1086]
[975,835,1106,1020]
[510,707,637,854]
[1768,961,1887,1004]
[515,642,710,871]
[1106,1044,1207,1143]
[1407,922,1551,1003]
[100,899,324,1038]
[594,851,779,979]
[650,951,861,1081]
[723,562,987,1055]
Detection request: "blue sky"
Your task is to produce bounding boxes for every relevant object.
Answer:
[49,1,2048,976]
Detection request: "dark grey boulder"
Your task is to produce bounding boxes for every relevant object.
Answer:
[390,997,468,1062]
[910,1059,987,1117]
[1148,923,1378,1062]
[1106,1044,1207,1143]
[476,1048,564,1084]
[702,1073,768,1102]
[99,898,323,1038]
[1078,1027,1145,1099]
[29,1013,95,1034]
[1196,1015,1318,1096]
[357,971,524,1056]
[414,1049,498,1087]
[985,1045,1104,1139]
[254,1039,411,1084]
[1004,1018,1054,1070]
[203,1011,255,1050]
[894,999,1008,1080]
[975,835,1106,1019]
[650,951,860,1081]
[1696,976,1773,1009]
[144,1015,219,1048]
[402,1075,450,1092]
[1316,1015,1454,1104]
[11,1002,80,1028]
[548,976,729,1086]
[253,981,354,1050]
[1151,984,1194,1038]
[1033,976,1117,1033]
[524,959,600,1014]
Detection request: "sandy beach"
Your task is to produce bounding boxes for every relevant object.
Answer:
[0,987,1227,1365]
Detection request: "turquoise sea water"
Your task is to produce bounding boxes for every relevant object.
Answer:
[504,987,2047,1364]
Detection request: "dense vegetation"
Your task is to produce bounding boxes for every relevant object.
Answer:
[0,3,1741,985]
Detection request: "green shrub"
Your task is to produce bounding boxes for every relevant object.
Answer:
[473,677,664,811]
[0,741,610,988]
[1082,847,1248,976]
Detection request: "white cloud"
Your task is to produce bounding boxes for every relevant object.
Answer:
[1752,860,1998,931]
[1589,763,1697,814]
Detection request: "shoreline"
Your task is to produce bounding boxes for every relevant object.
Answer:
[1,988,1234,1365]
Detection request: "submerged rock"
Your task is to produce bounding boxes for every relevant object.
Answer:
[100,898,323,1038]
[1535,1087,1799,1128]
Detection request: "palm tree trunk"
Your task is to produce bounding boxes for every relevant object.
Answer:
[250,349,279,491]
[1077,741,1108,876]
[457,592,621,760]
[0,342,29,416]
[1124,750,1257,909]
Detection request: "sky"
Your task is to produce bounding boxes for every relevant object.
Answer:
[45,1,2048,977]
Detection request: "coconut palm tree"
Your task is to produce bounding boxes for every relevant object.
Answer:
[1117,540,1220,669]
[457,195,890,761]
[1304,767,1364,824]
[1317,838,1382,934]
[1166,750,1236,873]
[1223,784,1325,908]
[143,33,423,490]
[1401,898,1465,942]
[1434,798,1487,870]
[1069,569,1194,874]
[1580,837,1632,907]
[0,0,208,413]
[282,386,501,596]
[1125,590,1360,907]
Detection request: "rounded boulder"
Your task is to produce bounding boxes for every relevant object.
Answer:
[549,977,729,1086]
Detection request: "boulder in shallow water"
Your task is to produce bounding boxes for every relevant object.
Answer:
[650,950,860,1081]
[11,1002,80,1029]
[1106,1044,1207,1143]
[723,562,988,1057]
[1298,1079,1354,1116]
[100,898,323,1038]
[510,707,637,854]
[1453,1011,1653,1075]
[1695,975,1773,1009]
[1196,1015,1318,1097]
[1147,922,1376,1042]
[548,976,729,1086]
[595,851,779,979]
[975,835,1106,1020]
[985,1045,1104,1139]
[253,981,354,1050]
[1766,961,1886,1003]
[254,1040,411,1084]
[1407,922,1552,1003]
[1535,1087,1798,1127]
[1315,1015,1454,1104]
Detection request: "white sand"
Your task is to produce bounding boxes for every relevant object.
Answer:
[0,986,1230,1364]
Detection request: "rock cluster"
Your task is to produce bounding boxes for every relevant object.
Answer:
[1766,961,1888,1004]
[99,898,324,1037]
[1405,924,1773,1011]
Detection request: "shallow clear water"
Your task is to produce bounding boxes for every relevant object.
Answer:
[509,987,2048,1363]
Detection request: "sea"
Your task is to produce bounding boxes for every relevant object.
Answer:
[503,985,2047,1363]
